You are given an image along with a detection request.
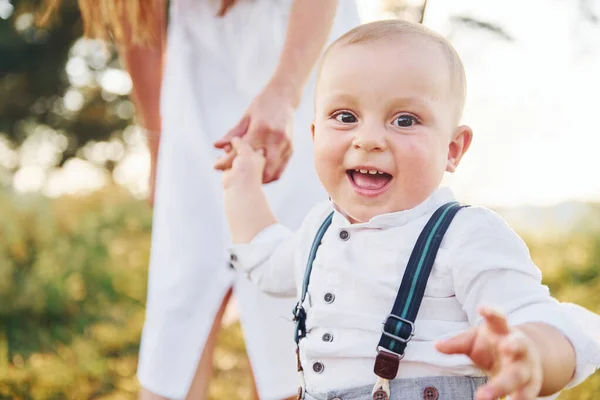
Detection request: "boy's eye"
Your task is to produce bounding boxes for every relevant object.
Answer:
[334,112,357,124]
[393,115,417,127]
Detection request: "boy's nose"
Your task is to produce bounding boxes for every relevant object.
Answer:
[352,127,387,152]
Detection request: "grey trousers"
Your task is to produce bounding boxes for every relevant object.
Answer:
[304,376,488,400]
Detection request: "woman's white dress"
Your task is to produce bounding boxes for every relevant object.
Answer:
[136,1,361,398]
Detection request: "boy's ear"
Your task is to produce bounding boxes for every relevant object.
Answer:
[446,125,473,173]
[311,122,316,140]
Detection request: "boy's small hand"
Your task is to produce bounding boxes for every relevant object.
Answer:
[220,137,266,189]
[436,307,543,400]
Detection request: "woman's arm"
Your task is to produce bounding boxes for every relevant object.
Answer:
[214,0,340,183]
[270,0,339,108]
[117,38,164,133]
[113,0,166,205]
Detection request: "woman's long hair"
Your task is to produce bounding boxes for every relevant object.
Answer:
[40,0,163,45]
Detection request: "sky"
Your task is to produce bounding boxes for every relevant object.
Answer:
[10,0,600,208]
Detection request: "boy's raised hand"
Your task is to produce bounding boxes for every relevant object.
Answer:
[220,137,266,189]
[436,306,543,400]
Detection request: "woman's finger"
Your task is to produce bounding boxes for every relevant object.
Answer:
[264,141,292,183]
[214,115,249,149]
[214,150,236,170]
[262,143,287,183]
[217,0,238,17]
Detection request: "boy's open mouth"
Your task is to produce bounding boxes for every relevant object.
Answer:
[347,168,393,195]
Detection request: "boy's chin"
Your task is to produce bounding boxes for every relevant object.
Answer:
[343,203,390,224]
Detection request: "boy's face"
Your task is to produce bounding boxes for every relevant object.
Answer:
[312,38,472,223]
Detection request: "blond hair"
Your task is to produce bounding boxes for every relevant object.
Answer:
[40,0,163,46]
[319,19,467,123]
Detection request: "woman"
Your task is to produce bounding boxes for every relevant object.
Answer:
[68,0,361,398]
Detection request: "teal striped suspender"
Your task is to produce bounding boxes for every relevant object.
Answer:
[293,211,334,345]
[374,201,465,379]
[292,202,466,387]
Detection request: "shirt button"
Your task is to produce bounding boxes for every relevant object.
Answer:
[322,333,333,342]
[338,230,350,241]
[423,386,439,400]
[229,253,238,262]
[312,361,324,374]
[373,391,388,400]
[323,293,335,304]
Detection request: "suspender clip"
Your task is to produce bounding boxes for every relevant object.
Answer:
[293,303,305,320]
[293,304,308,343]
[374,348,401,380]
[374,315,414,380]
[381,314,415,343]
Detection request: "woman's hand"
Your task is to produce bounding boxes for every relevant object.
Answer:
[214,81,296,184]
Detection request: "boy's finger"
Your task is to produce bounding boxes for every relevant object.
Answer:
[479,306,510,335]
[230,137,249,152]
[500,332,528,360]
[435,327,477,355]
[476,365,531,400]
[510,383,540,400]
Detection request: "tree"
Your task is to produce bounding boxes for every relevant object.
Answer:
[0,0,130,182]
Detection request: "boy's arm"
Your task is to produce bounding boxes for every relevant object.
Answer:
[227,223,298,297]
[225,172,277,244]
[446,207,600,397]
[223,138,297,296]
[223,140,276,244]
[436,307,573,399]
[517,322,576,394]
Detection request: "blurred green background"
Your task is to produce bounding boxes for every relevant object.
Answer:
[0,0,599,399]
[0,186,598,399]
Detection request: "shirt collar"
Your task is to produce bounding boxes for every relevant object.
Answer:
[331,187,456,229]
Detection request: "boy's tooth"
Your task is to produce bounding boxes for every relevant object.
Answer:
[355,168,387,175]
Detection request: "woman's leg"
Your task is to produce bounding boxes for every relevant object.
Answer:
[138,288,246,400]
[185,288,233,400]
[234,277,300,400]
[138,387,168,400]
[184,286,294,400]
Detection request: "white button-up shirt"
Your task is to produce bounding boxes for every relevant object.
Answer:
[229,188,600,395]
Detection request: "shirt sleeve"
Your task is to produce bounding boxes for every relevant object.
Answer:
[227,200,334,298]
[450,207,600,388]
[228,223,298,297]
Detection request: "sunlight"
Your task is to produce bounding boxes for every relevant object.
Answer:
[425,0,600,207]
